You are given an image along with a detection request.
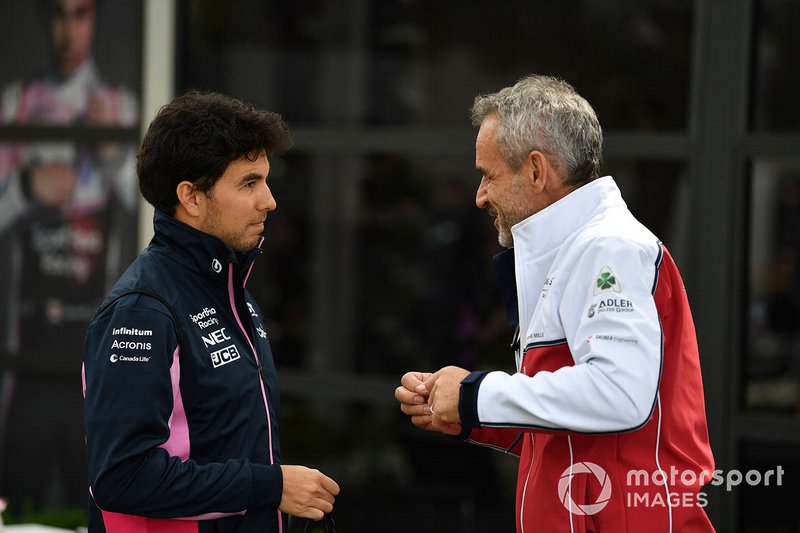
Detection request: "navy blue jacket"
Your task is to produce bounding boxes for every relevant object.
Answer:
[83,211,285,533]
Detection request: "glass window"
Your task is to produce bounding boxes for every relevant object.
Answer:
[736,441,798,530]
[354,154,510,376]
[250,151,514,377]
[605,159,690,262]
[751,0,800,132]
[246,153,313,369]
[279,391,517,532]
[178,0,693,130]
[257,151,519,530]
[252,155,692,379]
[248,156,693,380]
[746,159,800,413]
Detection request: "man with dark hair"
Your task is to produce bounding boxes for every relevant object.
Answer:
[395,75,715,531]
[83,91,339,533]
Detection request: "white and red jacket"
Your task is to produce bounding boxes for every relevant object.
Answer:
[458,176,715,532]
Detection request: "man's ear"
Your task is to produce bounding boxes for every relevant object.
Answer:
[526,150,549,194]
[175,180,202,218]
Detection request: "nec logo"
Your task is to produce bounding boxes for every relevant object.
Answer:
[202,328,231,348]
[210,344,241,368]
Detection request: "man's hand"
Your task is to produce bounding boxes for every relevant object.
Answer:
[279,465,340,521]
[425,366,470,426]
[395,371,462,436]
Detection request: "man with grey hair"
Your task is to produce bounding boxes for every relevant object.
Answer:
[396,75,715,531]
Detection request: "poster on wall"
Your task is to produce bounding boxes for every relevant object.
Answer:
[0,0,142,521]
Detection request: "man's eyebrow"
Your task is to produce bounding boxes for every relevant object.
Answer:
[240,172,267,183]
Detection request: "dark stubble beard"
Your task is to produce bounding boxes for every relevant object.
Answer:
[203,198,259,252]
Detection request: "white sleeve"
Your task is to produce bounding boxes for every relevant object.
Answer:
[475,237,663,433]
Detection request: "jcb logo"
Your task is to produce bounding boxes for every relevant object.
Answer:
[210,344,241,368]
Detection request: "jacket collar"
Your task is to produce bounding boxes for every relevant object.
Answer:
[493,176,624,326]
[148,210,263,283]
[510,175,625,263]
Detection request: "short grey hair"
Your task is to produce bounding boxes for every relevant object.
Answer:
[470,75,603,186]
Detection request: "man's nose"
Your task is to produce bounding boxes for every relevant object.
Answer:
[475,177,489,209]
[261,184,277,211]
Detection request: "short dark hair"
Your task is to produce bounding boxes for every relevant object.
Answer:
[137,91,293,215]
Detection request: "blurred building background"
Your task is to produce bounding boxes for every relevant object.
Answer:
[1,0,799,531]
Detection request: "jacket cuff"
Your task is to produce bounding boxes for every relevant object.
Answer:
[458,371,490,428]
[249,463,283,510]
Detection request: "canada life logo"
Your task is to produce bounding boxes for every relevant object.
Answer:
[558,462,612,516]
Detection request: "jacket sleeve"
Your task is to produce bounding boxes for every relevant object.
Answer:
[83,294,282,518]
[461,237,663,433]
[463,427,525,456]
[454,371,524,455]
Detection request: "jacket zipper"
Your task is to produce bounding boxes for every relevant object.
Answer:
[227,263,283,533]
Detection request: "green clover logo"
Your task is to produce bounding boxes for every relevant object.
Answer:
[596,272,617,290]
[593,267,621,295]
